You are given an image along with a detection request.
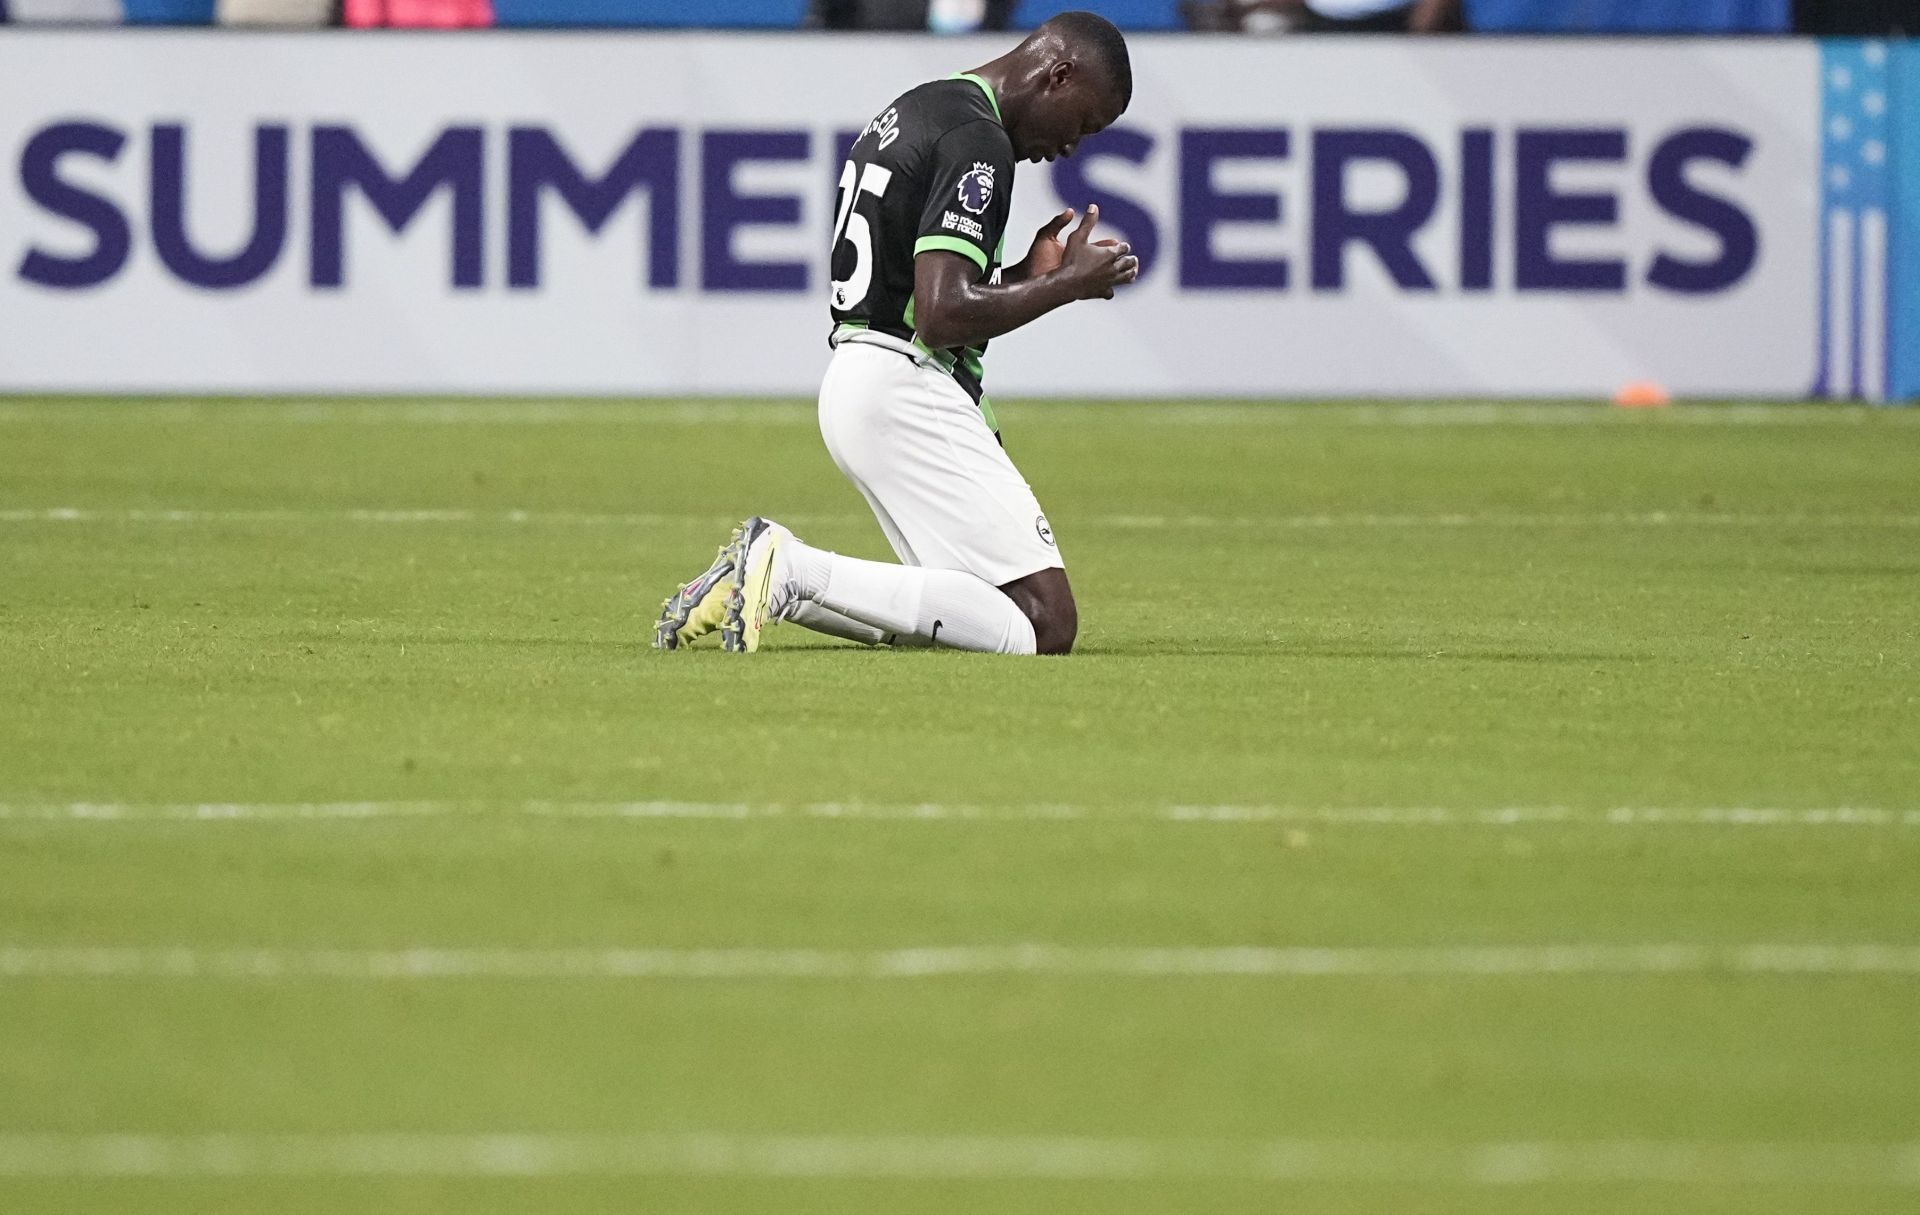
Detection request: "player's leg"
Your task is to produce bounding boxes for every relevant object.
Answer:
[652,517,906,652]
[723,515,1038,654]
[998,566,1078,656]
[720,342,1046,654]
[655,348,925,651]
[766,341,1055,653]
[781,479,929,648]
[786,533,1035,652]
[783,601,888,646]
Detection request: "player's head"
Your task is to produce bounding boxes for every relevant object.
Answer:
[1000,11,1132,164]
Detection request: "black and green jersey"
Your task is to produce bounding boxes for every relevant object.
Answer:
[829,73,1014,408]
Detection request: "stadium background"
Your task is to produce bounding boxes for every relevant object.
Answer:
[0,0,1915,400]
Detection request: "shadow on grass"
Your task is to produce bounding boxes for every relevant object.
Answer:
[647,640,1649,663]
[1075,641,1646,663]
[505,635,1653,663]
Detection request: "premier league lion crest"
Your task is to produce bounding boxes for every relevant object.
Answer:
[957,162,995,215]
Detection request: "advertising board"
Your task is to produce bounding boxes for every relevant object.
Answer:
[0,33,1879,397]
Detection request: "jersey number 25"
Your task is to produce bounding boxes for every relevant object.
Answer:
[830,161,893,311]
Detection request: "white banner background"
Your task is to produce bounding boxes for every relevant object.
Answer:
[0,32,1819,396]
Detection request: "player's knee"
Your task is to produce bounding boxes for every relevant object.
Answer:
[1029,595,1078,655]
[1000,570,1076,655]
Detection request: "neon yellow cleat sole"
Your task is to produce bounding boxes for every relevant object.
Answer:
[651,536,741,651]
[721,516,789,654]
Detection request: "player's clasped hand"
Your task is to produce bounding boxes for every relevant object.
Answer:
[1057,204,1139,300]
[1025,207,1077,277]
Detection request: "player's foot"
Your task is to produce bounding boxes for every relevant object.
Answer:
[722,516,795,653]
[652,540,738,650]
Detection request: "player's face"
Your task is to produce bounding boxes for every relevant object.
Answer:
[1019,62,1125,164]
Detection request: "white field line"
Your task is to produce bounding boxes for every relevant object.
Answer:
[0,802,1914,827]
[0,507,750,527]
[1,944,1917,981]
[0,1132,1913,1185]
[1107,510,1920,529]
[0,401,832,427]
[3,507,1919,530]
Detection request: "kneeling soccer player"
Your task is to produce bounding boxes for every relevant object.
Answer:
[654,12,1138,657]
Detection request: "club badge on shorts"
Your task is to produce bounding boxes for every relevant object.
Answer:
[1035,515,1055,546]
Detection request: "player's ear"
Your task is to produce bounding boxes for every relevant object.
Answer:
[1048,59,1075,91]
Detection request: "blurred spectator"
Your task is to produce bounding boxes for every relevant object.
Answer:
[5,0,128,18]
[1012,1,1180,26]
[122,0,214,17]
[1303,0,1459,29]
[2,0,1904,34]
[495,0,800,26]
[1185,0,1458,31]
[217,0,330,22]
[929,0,1011,29]
[808,0,1012,29]
[1796,0,1914,33]
[1464,0,1788,30]
[344,0,491,23]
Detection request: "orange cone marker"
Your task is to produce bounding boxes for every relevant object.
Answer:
[1613,381,1671,409]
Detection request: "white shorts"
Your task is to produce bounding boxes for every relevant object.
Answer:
[817,334,1064,587]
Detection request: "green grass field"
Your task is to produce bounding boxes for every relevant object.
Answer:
[2,397,1917,1213]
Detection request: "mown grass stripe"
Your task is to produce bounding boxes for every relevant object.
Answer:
[0,1133,1912,1184]
[2,944,1917,981]
[1,802,1913,826]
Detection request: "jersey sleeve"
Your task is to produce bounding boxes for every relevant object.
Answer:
[914,120,1014,276]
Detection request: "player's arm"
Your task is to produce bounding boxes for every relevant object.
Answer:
[913,206,1136,351]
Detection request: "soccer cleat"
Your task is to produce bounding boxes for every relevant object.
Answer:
[652,540,739,650]
[721,516,793,654]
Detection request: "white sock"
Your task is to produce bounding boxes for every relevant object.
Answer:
[783,601,887,646]
[785,541,1036,654]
